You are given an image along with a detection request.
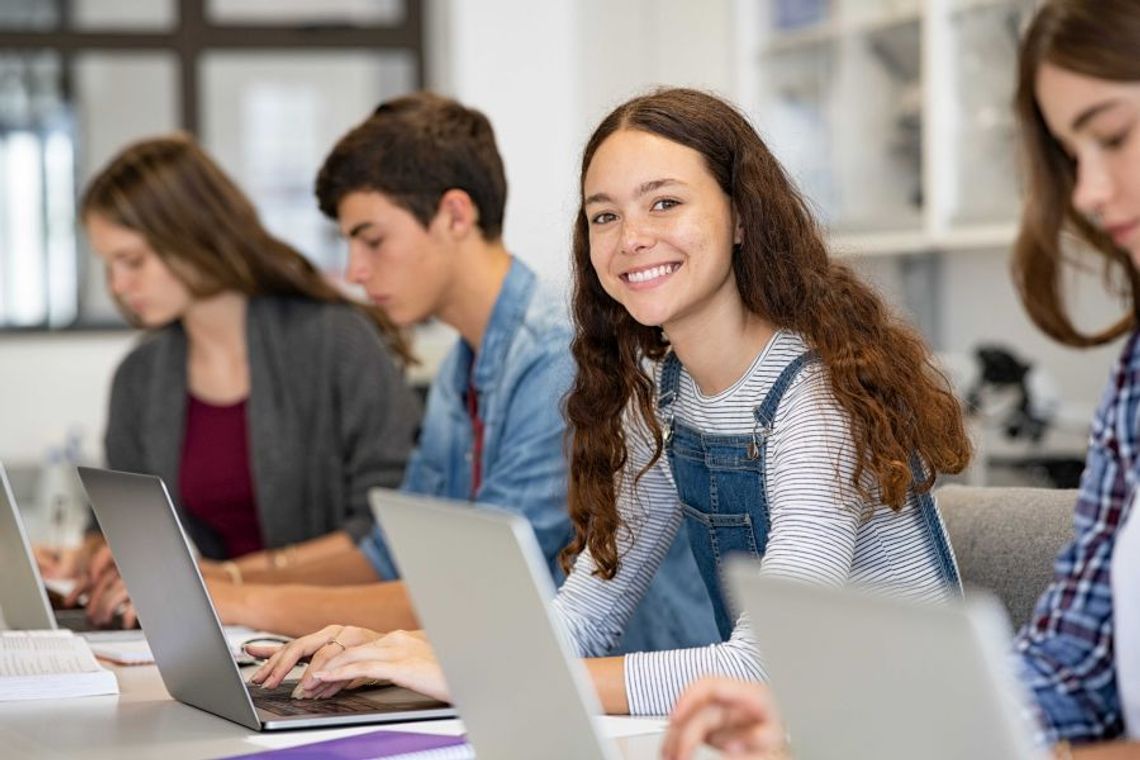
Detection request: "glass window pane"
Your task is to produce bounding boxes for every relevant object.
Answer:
[831,21,924,233]
[44,129,76,325]
[1,131,48,325]
[945,1,1022,226]
[0,0,58,31]
[0,51,65,128]
[0,51,73,328]
[72,0,177,31]
[208,0,404,26]
[73,52,179,325]
[759,46,838,225]
[200,51,414,278]
[73,52,180,190]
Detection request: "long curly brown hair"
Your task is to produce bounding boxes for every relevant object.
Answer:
[561,88,971,579]
[1012,0,1140,347]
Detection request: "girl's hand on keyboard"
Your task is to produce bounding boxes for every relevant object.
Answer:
[247,624,381,693]
[305,629,448,703]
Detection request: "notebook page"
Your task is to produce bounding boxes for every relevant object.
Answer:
[0,630,103,676]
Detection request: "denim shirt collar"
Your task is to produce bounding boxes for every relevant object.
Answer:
[449,256,535,394]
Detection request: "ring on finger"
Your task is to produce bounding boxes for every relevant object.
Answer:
[326,638,347,653]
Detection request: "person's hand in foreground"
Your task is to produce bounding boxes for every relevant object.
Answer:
[246,625,450,703]
[84,568,138,628]
[35,532,106,581]
[34,544,86,580]
[74,543,137,627]
[662,677,790,760]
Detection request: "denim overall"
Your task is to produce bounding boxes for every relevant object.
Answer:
[660,350,962,639]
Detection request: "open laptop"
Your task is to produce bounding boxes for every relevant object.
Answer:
[0,461,135,635]
[726,563,1048,760]
[370,488,665,760]
[76,466,456,731]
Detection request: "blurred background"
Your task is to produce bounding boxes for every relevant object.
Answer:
[0,0,1124,516]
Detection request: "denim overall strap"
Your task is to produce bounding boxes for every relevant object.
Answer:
[910,455,963,593]
[752,350,818,430]
[658,351,683,411]
[664,349,819,639]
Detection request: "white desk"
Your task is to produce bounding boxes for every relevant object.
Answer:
[0,663,670,759]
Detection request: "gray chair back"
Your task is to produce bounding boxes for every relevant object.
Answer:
[935,484,1076,630]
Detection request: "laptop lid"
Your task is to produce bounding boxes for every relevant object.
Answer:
[0,462,58,631]
[726,562,1046,760]
[77,467,454,731]
[370,488,622,760]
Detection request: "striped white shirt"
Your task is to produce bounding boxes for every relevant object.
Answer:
[551,330,956,715]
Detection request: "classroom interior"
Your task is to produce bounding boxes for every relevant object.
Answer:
[0,0,1123,505]
[0,0,1128,757]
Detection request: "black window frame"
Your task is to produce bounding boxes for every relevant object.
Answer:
[0,0,425,332]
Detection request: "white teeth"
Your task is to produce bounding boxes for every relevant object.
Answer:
[626,263,678,283]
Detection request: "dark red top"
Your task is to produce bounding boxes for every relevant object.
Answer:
[179,394,263,558]
[466,376,485,500]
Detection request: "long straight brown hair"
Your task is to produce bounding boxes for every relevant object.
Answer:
[81,133,413,364]
[561,88,971,579]
[1013,0,1140,347]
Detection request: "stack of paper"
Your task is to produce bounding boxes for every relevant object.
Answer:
[0,630,119,701]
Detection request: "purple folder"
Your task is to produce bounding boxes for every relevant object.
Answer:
[222,729,470,759]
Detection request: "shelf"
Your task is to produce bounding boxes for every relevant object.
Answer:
[763,21,835,54]
[828,221,1018,257]
[752,0,1026,260]
[829,230,932,257]
[764,6,921,56]
[938,222,1019,250]
[949,0,1017,16]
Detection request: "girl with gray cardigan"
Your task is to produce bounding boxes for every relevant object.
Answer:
[41,135,420,627]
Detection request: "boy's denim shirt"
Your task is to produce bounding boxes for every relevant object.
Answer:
[361,257,573,579]
[360,256,719,654]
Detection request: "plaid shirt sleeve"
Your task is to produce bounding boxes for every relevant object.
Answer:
[1014,331,1140,745]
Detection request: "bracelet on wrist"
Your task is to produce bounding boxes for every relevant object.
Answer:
[221,560,243,585]
[270,544,297,571]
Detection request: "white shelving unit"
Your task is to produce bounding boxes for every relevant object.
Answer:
[735,0,1029,257]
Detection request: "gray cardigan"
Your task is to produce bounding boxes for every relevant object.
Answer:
[101,296,420,559]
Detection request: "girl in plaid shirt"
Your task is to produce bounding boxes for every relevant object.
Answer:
[1011,0,1140,751]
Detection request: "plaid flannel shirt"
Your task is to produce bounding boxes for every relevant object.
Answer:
[1015,330,1140,745]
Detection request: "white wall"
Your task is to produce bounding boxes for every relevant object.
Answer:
[426,0,738,289]
[938,247,1126,425]
[0,332,135,466]
[426,0,580,289]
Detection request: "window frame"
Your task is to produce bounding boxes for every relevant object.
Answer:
[0,0,425,331]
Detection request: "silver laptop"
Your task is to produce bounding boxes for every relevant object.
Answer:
[0,461,135,635]
[727,563,1047,760]
[77,466,456,731]
[0,462,59,631]
[370,488,664,760]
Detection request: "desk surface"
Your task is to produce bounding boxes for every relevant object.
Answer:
[0,663,669,759]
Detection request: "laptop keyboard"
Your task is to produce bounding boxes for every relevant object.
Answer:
[250,681,439,717]
[55,608,130,633]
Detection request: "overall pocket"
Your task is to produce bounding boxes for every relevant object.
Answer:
[681,504,761,564]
